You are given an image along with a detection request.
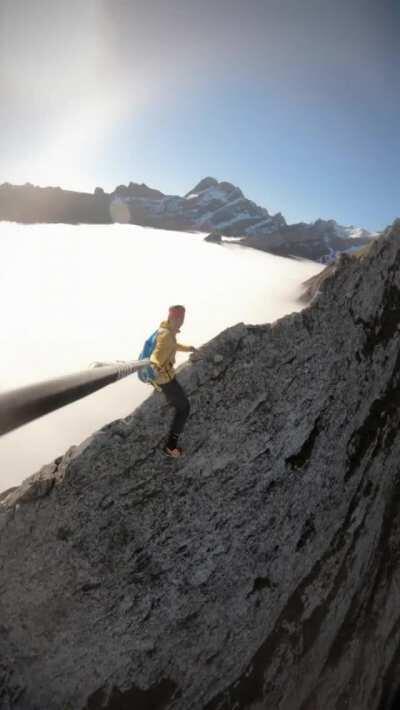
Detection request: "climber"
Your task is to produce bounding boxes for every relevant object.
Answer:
[150,305,197,458]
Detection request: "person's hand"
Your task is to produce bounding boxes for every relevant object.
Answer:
[189,347,202,362]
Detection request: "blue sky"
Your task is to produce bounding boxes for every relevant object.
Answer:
[1,0,399,231]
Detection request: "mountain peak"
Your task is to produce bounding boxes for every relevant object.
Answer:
[113,182,165,199]
[185,176,219,197]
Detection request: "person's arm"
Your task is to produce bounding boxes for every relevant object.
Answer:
[176,342,195,353]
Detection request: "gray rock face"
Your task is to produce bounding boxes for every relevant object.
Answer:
[2,222,400,709]
[300,242,376,304]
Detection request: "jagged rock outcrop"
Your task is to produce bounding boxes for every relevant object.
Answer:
[204,230,223,244]
[300,241,377,304]
[1,222,400,710]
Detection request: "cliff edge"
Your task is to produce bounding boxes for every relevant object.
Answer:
[1,222,400,709]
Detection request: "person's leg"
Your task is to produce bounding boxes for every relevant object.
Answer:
[159,378,190,452]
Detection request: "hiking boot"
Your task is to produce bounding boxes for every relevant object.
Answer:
[163,446,184,458]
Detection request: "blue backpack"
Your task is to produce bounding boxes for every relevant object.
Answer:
[137,329,159,383]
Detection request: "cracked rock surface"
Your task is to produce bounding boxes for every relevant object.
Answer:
[1,222,400,709]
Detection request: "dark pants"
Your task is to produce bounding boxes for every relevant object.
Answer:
[159,378,190,437]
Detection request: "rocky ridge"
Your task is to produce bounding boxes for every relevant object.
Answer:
[0,179,377,262]
[1,222,400,709]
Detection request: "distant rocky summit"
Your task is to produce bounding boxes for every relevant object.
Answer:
[0,178,378,262]
[108,176,286,237]
[239,217,376,262]
[1,221,400,709]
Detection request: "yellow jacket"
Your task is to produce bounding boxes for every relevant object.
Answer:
[150,320,193,387]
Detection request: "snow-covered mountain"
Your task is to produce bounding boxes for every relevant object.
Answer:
[0,177,379,262]
[240,217,379,263]
[110,177,378,262]
[110,176,286,235]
